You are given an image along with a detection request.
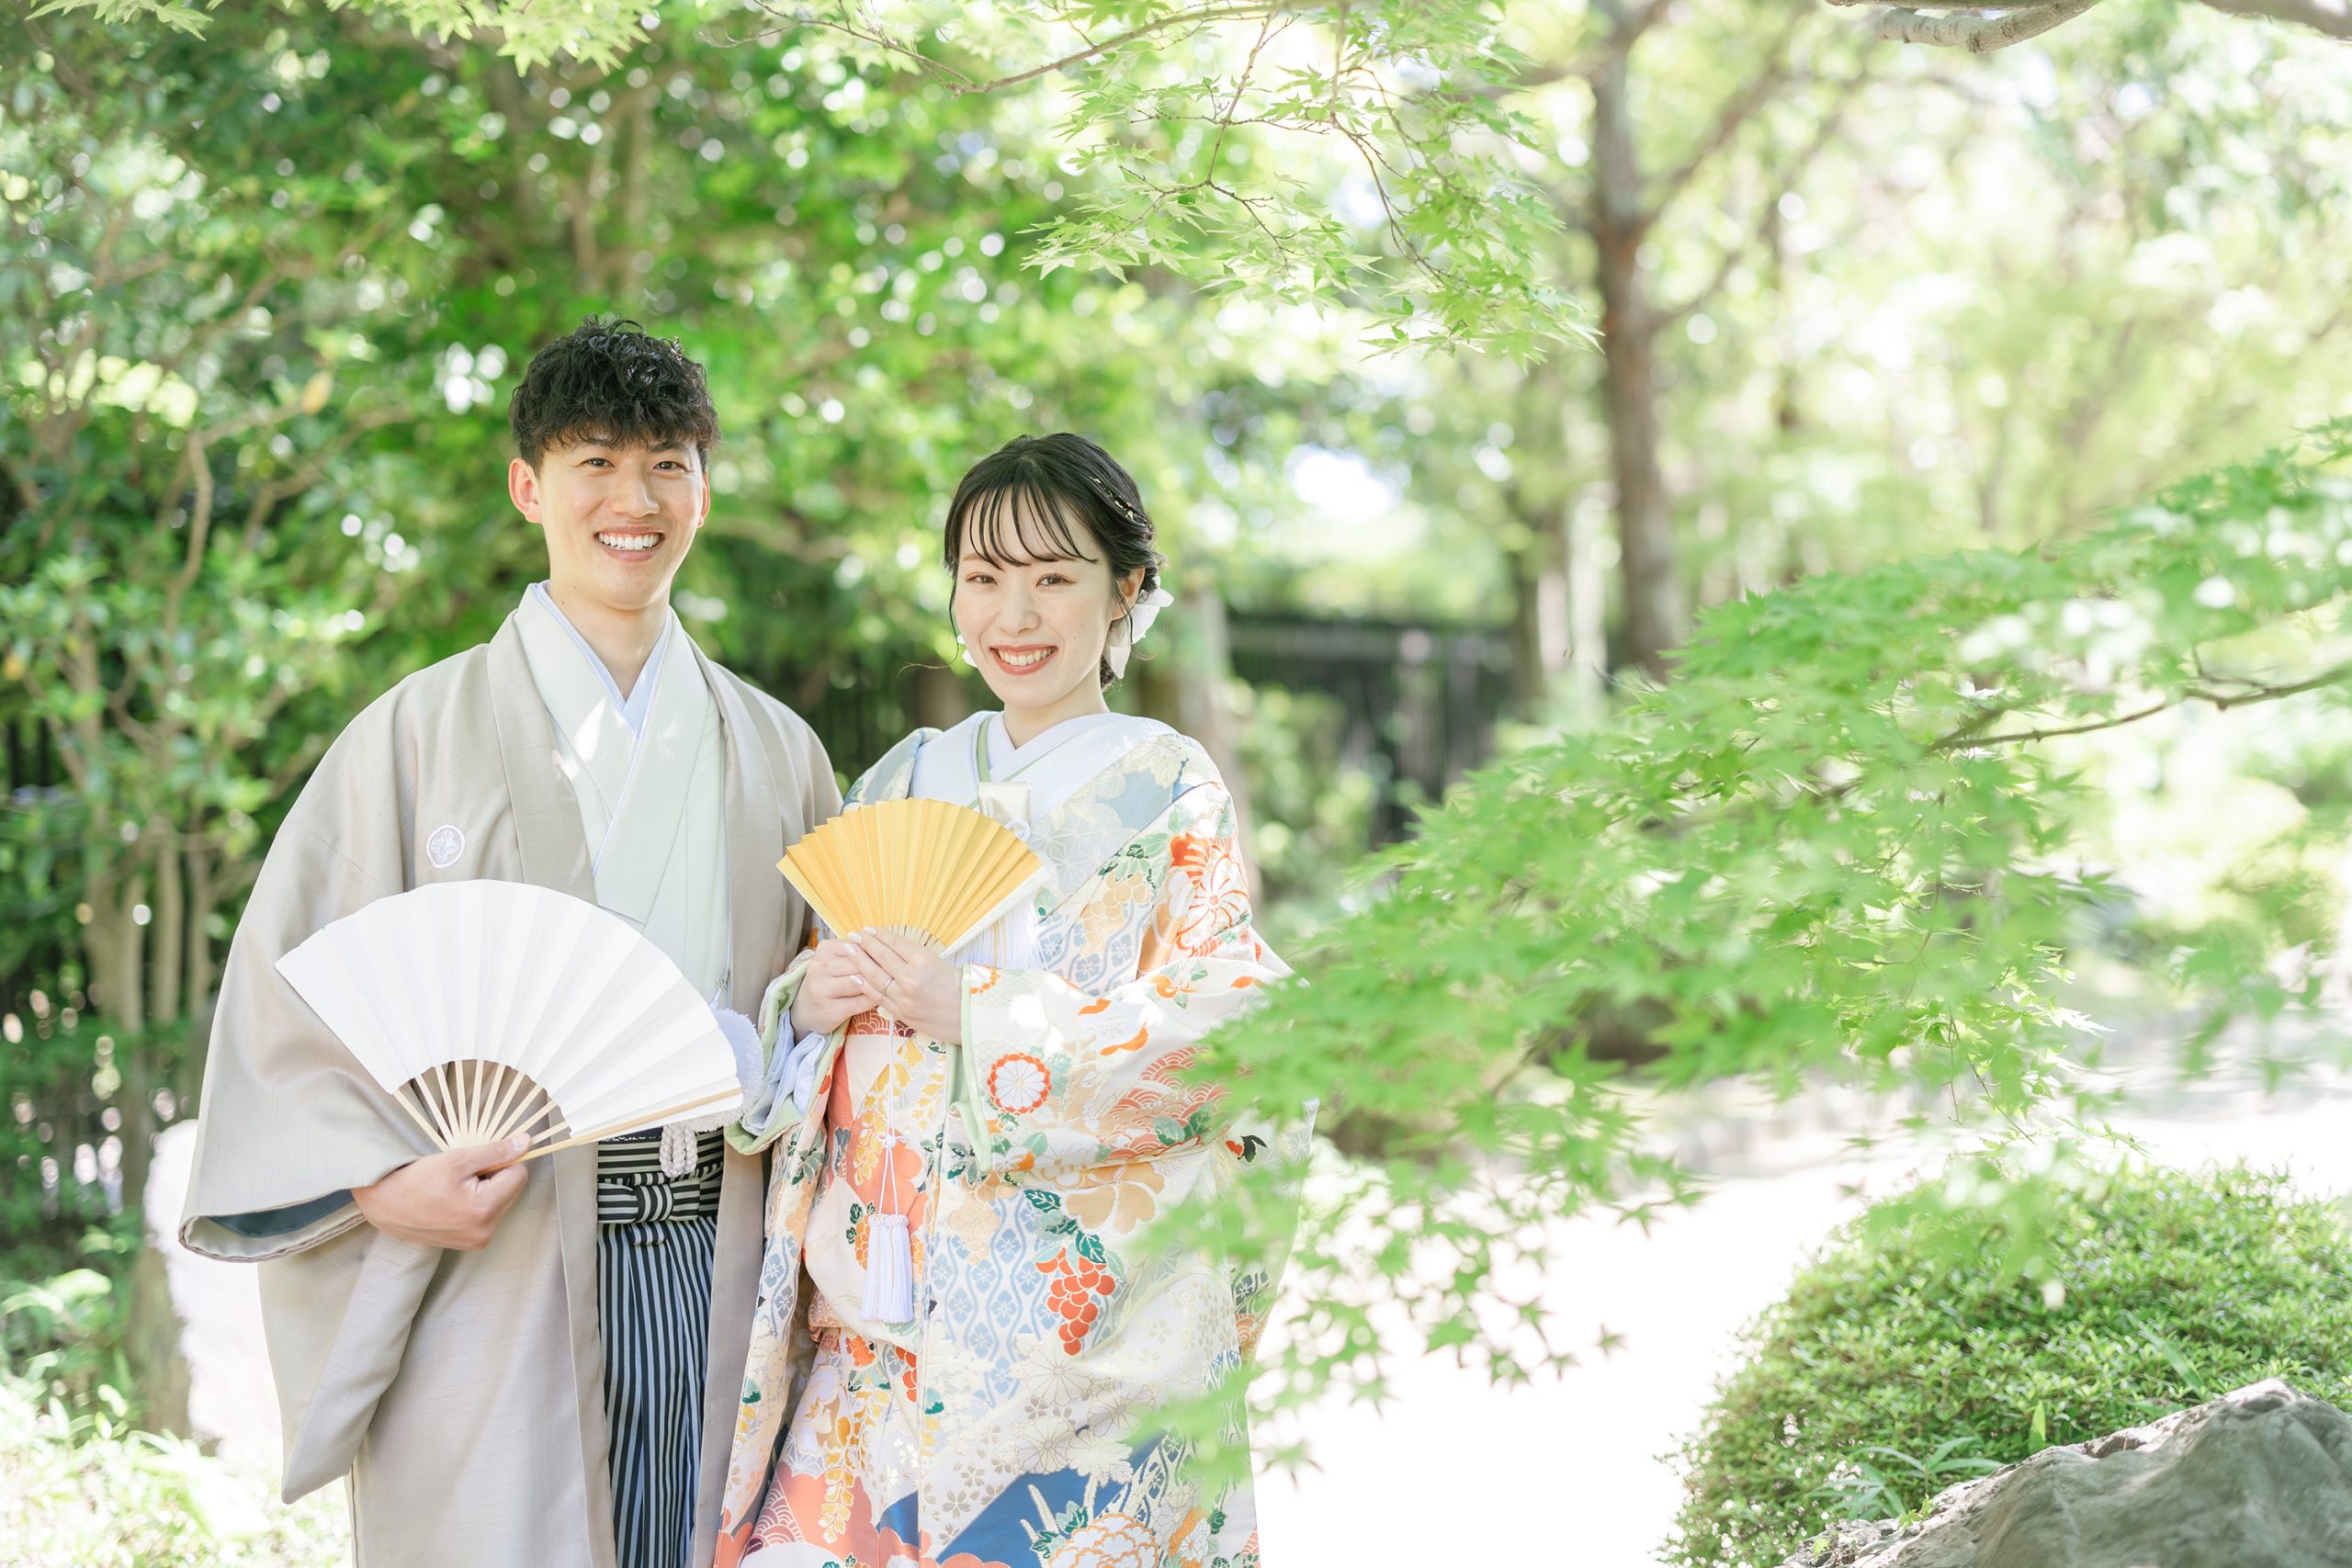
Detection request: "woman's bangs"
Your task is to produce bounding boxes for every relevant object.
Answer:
[953,483,1099,568]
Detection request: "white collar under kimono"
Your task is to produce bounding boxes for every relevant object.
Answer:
[906,709,1170,966]
[526,580,665,739]
[511,585,730,1003]
[908,709,1159,825]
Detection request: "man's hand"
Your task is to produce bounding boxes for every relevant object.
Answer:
[787,938,876,1039]
[352,1134,532,1251]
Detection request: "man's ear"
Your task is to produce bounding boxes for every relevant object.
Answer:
[508,457,544,525]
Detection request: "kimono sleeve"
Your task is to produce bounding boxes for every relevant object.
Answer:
[728,942,835,1154]
[179,718,439,1261]
[953,779,1289,1179]
[728,738,883,1155]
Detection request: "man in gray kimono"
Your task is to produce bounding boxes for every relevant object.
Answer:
[180,318,837,1568]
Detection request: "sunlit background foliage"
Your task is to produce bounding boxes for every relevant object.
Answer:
[8,0,2352,1557]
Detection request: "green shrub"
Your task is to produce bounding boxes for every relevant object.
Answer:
[2,1228,348,1565]
[2,1216,143,1424]
[0,1373,348,1567]
[1663,1164,2352,1567]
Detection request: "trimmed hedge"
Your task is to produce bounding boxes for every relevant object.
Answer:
[1663,1164,2352,1567]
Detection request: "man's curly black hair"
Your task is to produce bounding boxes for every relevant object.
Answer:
[508,316,720,468]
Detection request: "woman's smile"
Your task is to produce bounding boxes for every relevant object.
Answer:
[989,642,1057,675]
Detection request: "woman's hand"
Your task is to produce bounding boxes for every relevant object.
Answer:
[842,929,966,1044]
[787,939,873,1039]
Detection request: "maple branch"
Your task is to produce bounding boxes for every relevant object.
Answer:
[1931,667,2352,751]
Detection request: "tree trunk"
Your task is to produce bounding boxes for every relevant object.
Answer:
[1589,20,1683,682]
[1504,355,1575,716]
[124,1189,192,1437]
[1505,522,1572,716]
[183,846,217,1103]
[1564,487,1612,712]
[149,839,183,1031]
[1506,540,1548,714]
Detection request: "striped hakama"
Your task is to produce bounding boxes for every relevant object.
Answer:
[598,1129,723,1568]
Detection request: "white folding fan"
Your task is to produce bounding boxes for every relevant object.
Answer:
[779,798,1042,954]
[276,880,742,1162]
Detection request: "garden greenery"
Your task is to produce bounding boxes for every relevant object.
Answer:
[1663,1164,2352,1566]
[12,0,2352,1506]
[1183,423,2352,1435]
[0,1372,347,1566]
[31,0,1582,354]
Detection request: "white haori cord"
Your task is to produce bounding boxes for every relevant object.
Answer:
[662,1001,761,1177]
[863,1125,917,1324]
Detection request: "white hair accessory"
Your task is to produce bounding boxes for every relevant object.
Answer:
[1107,584,1175,679]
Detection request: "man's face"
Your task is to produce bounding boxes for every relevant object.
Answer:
[507,436,710,615]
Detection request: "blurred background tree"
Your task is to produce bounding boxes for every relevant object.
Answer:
[7,3,2352,1542]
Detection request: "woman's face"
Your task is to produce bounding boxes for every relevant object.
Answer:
[952,495,1141,716]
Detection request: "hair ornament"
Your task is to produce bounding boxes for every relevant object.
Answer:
[1107,583,1176,678]
[1087,472,1142,526]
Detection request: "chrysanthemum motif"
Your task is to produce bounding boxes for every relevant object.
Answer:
[987,1052,1051,1114]
[1067,1427,1135,1484]
[1009,1415,1075,1472]
[1057,1511,1159,1568]
[1021,1339,1095,1404]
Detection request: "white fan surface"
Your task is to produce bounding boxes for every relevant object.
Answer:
[277,879,741,1144]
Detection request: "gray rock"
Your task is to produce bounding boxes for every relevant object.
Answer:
[1781,1380,2352,1568]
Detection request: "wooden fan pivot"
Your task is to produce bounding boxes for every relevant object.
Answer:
[394,1059,560,1151]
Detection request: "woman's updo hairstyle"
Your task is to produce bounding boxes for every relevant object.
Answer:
[942,433,1164,689]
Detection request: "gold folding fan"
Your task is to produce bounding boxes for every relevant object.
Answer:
[779,798,1043,953]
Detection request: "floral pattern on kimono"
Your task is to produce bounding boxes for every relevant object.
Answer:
[718,729,1295,1568]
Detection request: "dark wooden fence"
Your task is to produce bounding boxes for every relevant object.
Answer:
[1225,613,1515,845]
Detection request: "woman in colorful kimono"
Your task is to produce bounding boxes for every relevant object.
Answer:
[718,434,1292,1568]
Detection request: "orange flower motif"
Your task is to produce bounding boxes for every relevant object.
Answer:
[1036,1247,1116,1354]
[1063,1160,1164,1234]
[1167,833,1251,953]
[987,1053,1051,1114]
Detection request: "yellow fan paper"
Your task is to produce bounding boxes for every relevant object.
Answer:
[779,798,1043,953]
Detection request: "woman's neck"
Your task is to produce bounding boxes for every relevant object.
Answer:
[1000,687,1109,748]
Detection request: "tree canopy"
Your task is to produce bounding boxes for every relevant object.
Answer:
[8,0,2352,1475]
